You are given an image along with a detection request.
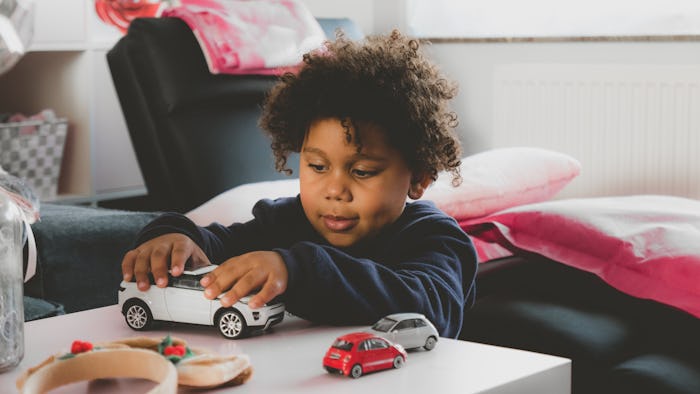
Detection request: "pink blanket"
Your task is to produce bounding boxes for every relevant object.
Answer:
[163,0,326,75]
[462,195,700,318]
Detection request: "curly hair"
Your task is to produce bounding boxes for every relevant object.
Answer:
[259,29,462,185]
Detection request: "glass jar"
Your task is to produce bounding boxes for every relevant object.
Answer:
[0,190,24,372]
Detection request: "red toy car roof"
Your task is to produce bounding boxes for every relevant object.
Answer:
[336,332,377,343]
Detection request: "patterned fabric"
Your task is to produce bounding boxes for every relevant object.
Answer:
[163,0,325,75]
[0,120,67,201]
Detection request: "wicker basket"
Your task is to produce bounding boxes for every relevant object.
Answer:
[0,118,68,201]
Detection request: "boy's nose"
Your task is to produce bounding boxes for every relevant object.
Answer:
[325,173,352,201]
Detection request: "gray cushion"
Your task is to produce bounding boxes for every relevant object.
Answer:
[24,204,159,313]
[23,295,64,321]
[603,354,700,394]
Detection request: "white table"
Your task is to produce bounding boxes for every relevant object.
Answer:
[1,305,570,393]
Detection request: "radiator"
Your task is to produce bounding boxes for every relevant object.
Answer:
[493,64,700,199]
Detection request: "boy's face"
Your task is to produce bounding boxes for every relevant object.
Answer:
[299,118,420,248]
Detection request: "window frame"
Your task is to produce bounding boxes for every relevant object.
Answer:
[405,0,700,42]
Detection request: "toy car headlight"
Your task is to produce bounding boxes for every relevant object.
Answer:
[343,355,351,363]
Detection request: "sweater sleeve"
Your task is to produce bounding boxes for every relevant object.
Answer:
[276,207,477,338]
[133,211,269,264]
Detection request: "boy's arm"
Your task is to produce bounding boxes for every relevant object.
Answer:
[132,197,307,263]
[133,212,264,265]
[276,216,477,339]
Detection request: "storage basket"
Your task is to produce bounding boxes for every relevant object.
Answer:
[0,118,68,201]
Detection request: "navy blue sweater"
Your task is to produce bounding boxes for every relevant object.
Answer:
[135,196,477,338]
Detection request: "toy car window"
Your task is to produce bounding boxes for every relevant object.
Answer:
[359,340,370,351]
[369,338,389,350]
[414,318,427,327]
[395,320,414,331]
[172,278,201,290]
[331,339,354,351]
[371,317,397,332]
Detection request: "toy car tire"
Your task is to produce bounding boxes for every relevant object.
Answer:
[216,309,247,339]
[350,364,363,379]
[123,299,154,331]
[393,355,405,369]
[424,336,437,351]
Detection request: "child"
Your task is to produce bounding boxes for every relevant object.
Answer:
[121,30,477,338]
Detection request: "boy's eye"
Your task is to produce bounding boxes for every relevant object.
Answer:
[353,169,378,178]
[308,164,326,172]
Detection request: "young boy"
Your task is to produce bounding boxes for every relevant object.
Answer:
[121,30,477,338]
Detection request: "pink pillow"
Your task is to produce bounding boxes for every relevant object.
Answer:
[423,147,581,221]
[461,195,700,318]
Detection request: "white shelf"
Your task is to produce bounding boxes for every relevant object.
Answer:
[29,0,121,52]
[0,0,146,205]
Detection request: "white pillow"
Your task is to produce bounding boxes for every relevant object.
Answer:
[423,147,581,220]
[186,178,299,226]
[186,147,581,226]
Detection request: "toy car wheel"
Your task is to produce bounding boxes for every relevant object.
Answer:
[393,355,405,369]
[424,336,437,351]
[123,299,153,330]
[350,364,363,379]
[217,309,247,339]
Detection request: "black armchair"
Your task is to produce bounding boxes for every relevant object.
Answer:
[107,17,362,212]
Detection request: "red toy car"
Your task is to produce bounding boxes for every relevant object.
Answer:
[323,332,407,378]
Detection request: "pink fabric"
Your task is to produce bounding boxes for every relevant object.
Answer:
[163,0,325,75]
[423,147,581,221]
[470,238,513,263]
[461,195,700,318]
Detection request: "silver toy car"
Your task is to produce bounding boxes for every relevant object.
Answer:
[118,265,285,339]
[368,313,439,351]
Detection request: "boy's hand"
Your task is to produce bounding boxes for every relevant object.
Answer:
[121,233,212,291]
[200,251,288,309]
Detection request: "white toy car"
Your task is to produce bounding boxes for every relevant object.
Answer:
[368,313,439,351]
[118,265,285,339]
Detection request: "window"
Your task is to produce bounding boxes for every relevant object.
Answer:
[395,320,414,331]
[359,340,370,351]
[172,277,201,290]
[332,339,354,351]
[369,338,390,350]
[371,317,397,332]
[406,0,700,40]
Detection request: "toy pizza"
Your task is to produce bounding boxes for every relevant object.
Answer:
[16,335,252,393]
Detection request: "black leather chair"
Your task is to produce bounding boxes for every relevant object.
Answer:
[107,17,362,212]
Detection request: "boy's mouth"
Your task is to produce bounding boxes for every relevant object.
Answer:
[322,215,358,232]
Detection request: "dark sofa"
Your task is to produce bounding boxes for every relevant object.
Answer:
[23,204,158,320]
[462,255,700,394]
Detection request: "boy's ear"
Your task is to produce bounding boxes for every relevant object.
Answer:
[408,173,433,200]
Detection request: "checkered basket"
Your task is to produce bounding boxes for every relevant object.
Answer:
[0,118,68,201]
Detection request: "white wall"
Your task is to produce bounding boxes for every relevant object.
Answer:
[426,41,700,155]
[424,41,700,199]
